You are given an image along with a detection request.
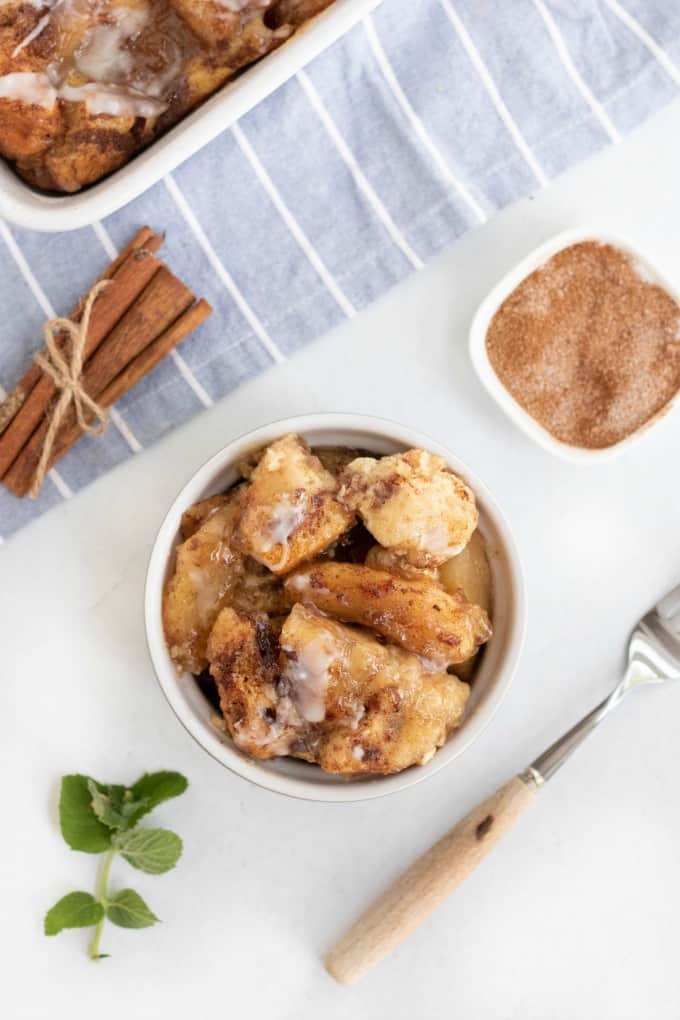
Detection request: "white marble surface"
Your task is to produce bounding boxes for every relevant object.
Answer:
[4,100,680,1020]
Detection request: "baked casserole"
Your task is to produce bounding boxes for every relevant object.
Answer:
[0,0,334,192]
[162,434,494,776]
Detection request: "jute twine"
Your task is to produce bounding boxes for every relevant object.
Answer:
[29,280,110,498]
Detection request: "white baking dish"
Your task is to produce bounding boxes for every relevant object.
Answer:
[0,0,381,232]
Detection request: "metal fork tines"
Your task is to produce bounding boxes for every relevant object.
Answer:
[656,582,680,635]
[632,584,680,683]
[528,581,680,784]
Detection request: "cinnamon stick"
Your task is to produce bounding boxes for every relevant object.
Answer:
[96,227,163,283]
[40,300,214,468]
[3,268,196,496]
[0,227,163,441]
[0,250,162,477]
[99,300,212,407]
[71,227,164,318]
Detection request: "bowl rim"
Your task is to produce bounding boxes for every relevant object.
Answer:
[469,225,680,464]
[144,412,526,802]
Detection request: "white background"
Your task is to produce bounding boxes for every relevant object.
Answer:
[3,100,680,1020]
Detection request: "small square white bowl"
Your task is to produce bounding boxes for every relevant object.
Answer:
[469,227,680,464]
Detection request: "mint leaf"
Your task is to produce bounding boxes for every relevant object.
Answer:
[44,892,104,935]
[106,889,159,929]
[87,780,126,829]
[59,776,112,853]
[87,780,146,832]
[87,772,189,832]
[115,828,183,874]
[127,772,188,826]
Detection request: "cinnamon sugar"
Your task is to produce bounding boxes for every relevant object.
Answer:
[485,241,680,449]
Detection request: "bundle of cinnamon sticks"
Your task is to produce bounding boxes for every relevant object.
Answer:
[0,228,212,498]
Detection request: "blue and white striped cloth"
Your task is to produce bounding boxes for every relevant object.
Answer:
[1,0,679,540]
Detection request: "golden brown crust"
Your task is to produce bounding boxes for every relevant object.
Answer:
[339,449,479,567]
[265,0,333,28]
[439,530,493,681]
[208,603,470,773]
[180,495,230,540]
[283,561,491,667]
[283,607,469,774]
[0,5,63,161]
[208,607,300,759]
[230,557,290,617]
[365,544,441,583]
[43,125,138,193]
[162,488,245,674]
[164,486,289,672]
[0,97,63,161]
[234,433,354,575]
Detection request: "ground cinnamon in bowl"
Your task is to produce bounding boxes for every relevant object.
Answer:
[484,241,680,449]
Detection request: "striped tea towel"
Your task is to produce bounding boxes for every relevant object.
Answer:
[1,0,680,540]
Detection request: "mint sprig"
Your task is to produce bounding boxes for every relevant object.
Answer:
[45,771,188,959]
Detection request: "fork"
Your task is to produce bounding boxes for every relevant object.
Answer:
[325,582,680,986]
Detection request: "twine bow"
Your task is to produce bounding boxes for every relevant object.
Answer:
[30,280,110,498]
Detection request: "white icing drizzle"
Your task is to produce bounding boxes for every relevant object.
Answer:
[418,525,465,561]
[2,0,174,116]
[0,71,56,106]
[348,703,365,730]
[11,12,50,57]
[260,493,307,569]
[414,450,436,473]
[265,494,306,547]
[416,655,446,675]
[262,443,286,470]
[282,634,339,723]
[0,71,165,116]
[286,573,309,592]
[62,81,166,117]
[234,685,302,756]
[215,0,267,9]
[187,541,235,625]
[75,8,148,83]
[352,745,365,761]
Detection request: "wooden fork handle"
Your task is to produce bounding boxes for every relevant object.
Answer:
[325,774,537,986]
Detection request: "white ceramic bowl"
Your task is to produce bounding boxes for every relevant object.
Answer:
[145,414,526,801]
[0,0,381,231]
[469,227,680,464]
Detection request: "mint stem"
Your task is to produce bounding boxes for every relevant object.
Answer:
[89,847,116,960]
